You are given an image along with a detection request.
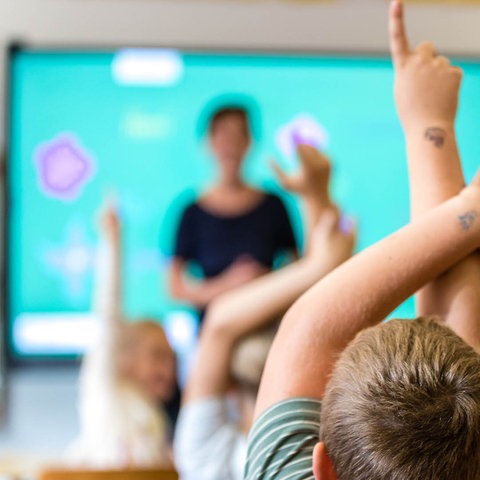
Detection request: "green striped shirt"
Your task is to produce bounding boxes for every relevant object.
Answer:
[244,398,322,480]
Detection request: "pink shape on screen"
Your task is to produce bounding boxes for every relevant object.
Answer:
[35,134,96,201]
[276,114,329,159]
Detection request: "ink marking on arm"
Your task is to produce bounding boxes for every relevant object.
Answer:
[425,127,446,148]
[458,210,478,231]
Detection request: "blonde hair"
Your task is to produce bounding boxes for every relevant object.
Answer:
[230,322,279,394]
[321,317,480,480]
[126,318,169,343]
[116,318,172,376]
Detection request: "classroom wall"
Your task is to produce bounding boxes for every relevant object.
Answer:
[2,0,480,54]
[1,0,480,461]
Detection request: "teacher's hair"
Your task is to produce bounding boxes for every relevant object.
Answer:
[208,106,250,136]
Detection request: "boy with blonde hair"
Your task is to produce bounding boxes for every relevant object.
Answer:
[244,1,480,479]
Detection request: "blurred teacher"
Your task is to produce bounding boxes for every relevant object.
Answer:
[168,104,297,318]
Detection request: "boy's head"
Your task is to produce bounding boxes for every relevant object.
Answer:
[318,317,480,480]
[208,106,251,180]
[118,319,177,404]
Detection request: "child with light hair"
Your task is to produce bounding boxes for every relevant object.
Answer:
[174,145,356,480]
[67,204,177,468]
[244,1,480,479]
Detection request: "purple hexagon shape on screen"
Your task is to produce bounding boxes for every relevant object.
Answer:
[34,134,96,201]
[276,114,329,159]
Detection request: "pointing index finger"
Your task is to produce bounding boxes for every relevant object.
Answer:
[389,0,411,65]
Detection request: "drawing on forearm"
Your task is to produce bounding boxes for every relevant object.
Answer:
[424,127,446,148]
[458,211,478,231]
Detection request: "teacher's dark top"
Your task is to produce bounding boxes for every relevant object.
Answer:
[174,193,297,278]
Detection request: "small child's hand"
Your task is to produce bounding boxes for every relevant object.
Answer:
[308,208,356,268]
[99,201,121,242]
[271,144,331,204]
[390,0,463,133]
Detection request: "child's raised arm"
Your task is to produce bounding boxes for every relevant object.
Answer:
[93,202,124,345]
[272,144,334,253]
[255,175,480,417]
[390,0,480,348]
[182,147,352,404]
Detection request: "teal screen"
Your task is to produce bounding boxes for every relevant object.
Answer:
[8,48,480,359]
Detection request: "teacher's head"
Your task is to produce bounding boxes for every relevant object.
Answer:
[208,106,251,185]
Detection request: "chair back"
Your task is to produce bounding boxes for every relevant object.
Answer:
[39,469,178,480]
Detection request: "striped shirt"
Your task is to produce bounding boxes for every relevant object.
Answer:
[244,398,322,480]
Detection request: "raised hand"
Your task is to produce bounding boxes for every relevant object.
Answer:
[389,0,463,135]
[99,200,121,244]
[308,208,356,269]
[272,144,332,205]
